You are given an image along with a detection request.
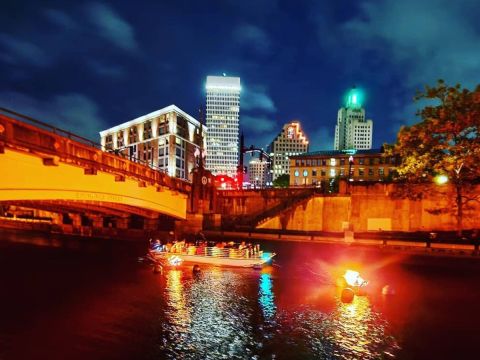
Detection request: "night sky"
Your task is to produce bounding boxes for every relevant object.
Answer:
[1,0,479,150]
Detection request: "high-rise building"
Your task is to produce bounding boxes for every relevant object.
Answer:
[334,87,373,150]
[267,121,309,181]
[205,75,241,177]
[99,105,206,181]
[248,158,270,188]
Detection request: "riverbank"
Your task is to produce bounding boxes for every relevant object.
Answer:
[204,229,480,258]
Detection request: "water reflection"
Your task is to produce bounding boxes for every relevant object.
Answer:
[258,272,276,321]
[160,266,399,360]
[329,295,399,359]
[162,267,256,359]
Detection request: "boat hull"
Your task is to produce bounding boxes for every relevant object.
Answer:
[150,251,273,268]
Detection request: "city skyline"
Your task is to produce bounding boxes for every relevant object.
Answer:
[1,1,479,152]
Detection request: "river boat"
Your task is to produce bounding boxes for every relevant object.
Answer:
[149,244,275,268]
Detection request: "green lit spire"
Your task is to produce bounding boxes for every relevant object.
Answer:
[346,86,363,108]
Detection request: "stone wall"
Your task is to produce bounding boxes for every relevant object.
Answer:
[254,182,480,232]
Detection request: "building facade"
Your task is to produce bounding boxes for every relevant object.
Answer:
[205,75,241,177]
[99,105,206,181]
[334,87,373,150]
[289,148,397,186]
[268,121,309,181]
[248,159,270,188]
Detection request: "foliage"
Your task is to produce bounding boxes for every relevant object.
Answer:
[273,174,290,188]
[388,80,480,234]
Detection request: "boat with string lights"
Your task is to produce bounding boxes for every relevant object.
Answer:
[149,242,275,268]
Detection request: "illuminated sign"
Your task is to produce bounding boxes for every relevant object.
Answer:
[287,126,295,139]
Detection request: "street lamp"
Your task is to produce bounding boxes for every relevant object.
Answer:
[434,174,448,185]
[348,155,354,181]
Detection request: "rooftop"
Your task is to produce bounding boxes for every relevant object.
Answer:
[99,104,201,136]
[206,75,241,91]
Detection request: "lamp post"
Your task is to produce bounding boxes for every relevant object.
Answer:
[348,155,354,193]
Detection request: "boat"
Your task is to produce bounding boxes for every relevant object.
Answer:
[149,243,275,268]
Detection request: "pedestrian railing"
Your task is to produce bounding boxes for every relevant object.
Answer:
[0,107,191,194]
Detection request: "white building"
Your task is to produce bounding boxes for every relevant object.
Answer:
[205,75,241,177]
[99,105,206,181]
[268,121,309,181]
[248,159,270,188]
[334,87,373,150]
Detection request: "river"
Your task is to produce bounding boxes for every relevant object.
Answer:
[0,230,479,360]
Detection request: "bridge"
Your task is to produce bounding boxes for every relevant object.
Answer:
[0,108,190,235]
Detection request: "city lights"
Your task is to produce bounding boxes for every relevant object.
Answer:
[434,174,449,185]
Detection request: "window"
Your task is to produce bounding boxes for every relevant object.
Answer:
[359,168,364,176]
[158,138,169,172]
[116,131,124,148]
[312,169,317,176]
[143,121,153,140]
[128,126,138,144]
[105,134,113,150]
[340,158,345,166]
[368,168,374,176]
[294,170,299,177]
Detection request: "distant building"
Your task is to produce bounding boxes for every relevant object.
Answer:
[248,159,270,188]
[268,121,309,181]
[205,75,241,177]
[99,105,206,181]
[334,87,373,150]
[289,148,397,186]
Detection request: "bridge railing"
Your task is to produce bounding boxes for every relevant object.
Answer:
[0,108,191,194]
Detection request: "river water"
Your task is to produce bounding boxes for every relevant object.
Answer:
[0,230,479,360]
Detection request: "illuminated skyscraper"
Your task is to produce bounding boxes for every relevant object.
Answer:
[205,75,241,177]
[334,87,373,150]
[267,121,309,181]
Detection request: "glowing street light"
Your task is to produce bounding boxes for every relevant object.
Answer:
[434,174,448,185]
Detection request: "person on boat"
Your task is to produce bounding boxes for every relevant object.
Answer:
[171,239,186,253]
[195,231,206,244]
[196,242,205,255]
[149,239,161,251]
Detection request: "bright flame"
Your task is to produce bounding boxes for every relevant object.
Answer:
[343,270,367,287]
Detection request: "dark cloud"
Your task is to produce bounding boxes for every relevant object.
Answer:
[0,34,51,67]
[241,115,277,133]
[233,24,271,55]
[44,9,78,30]
[242,85,276,112]
[0,0,478,150]
[0,91,107,141]
[85,2,138,52]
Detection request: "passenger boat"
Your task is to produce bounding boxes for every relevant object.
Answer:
[149,244,275,268]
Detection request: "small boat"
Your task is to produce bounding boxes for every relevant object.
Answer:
[149,244,275,268]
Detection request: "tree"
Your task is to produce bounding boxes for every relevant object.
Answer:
[388,80,480,235]
[273,174,290,188]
